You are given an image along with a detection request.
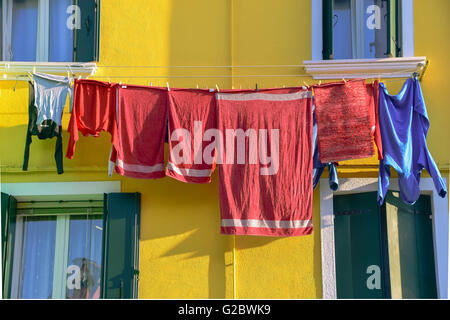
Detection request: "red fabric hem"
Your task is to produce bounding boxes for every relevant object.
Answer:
[220,226,313,237]
[165,169,212,184]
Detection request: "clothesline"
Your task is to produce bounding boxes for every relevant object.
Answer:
[1,67,423,87]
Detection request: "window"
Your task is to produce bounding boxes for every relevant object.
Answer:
[324,0,401,60]
[0,0,100,62]
[1,184,140,299]
[306,0,421,80]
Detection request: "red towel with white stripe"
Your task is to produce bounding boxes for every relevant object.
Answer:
[166,89,217,183]
[112,85,168,179]
[314,79,375,163]
[216,90,313,237]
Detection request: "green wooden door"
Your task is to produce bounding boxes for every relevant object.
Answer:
[334,192,386,298]
[384,191,437,299]
[334,191,437,299]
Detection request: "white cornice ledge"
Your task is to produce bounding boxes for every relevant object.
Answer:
[0,61,98,80]
[303,57,427,79]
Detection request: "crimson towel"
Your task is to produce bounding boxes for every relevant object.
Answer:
[216,90,313,237]
[314,79,374,163]
[66,79,118,159]
[113,85,168,179]
[367,80,383,160]
[167,89,217,183]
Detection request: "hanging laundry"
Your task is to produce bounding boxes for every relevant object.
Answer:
[216,90,313,237]
[111,85,168,179]
[313,79,375,163]
[23,82,63,174]
[378,78,447,205]
[166,89,217,183]
[66,79,118,159]
[367,80,383,160]
[313,103,338,191]
[32,72,72,127]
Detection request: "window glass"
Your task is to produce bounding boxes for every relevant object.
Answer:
[66,215,103,299]
[12,212,103,299]
[18,216,57,299]
[10,0,38,61]
[333,0,393,59]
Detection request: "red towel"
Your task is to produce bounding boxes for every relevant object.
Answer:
[112,85,168,179]
[216,90,313,237]
[166,89,217,183]
[66,79,117,159]
[314,79,375,163]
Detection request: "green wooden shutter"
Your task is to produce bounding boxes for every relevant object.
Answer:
[386,0,400,57]
[384,191,437,298]
[101,193,141,299]
[322,0,333,60]
[334,192,387,299]
[1,193,17,299]
[74,0,100,62]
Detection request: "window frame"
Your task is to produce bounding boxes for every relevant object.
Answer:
[305,0,423,79]
[10,208,103,299]
[319,177,449,299]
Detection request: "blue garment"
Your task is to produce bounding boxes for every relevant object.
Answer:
[313,104,339,191]
[378,78,447,205]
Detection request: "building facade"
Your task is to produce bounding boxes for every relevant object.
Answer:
[0,0,448,299]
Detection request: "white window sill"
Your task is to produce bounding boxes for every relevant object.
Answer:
[0,61,98,80]
[303,57,427,80]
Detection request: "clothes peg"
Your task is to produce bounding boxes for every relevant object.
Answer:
[78,75,82,80]
[255,83,258,91]
[216,84,220,92]
[13,77,18,92]
[196,84,199,89]
[166,82,170,91]
[150,82,153,87]
[342,78,347,84]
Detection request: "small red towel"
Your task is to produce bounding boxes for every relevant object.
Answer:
[216,90,313,237]
[314,79,375,163]
[66,79,117,159]
[113,85,168,179]
[166,89,217,183]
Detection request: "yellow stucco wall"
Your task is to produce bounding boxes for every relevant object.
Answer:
[0,0,448,299]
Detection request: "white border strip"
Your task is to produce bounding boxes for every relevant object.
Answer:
[320,177,449,299]
[167,162,212,178]
[222,219,313,229]
[1,181,121,197]
[117,159,164,174]
[216,91,312,101]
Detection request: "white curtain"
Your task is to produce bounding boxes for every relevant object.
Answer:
[2,0,13,61]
